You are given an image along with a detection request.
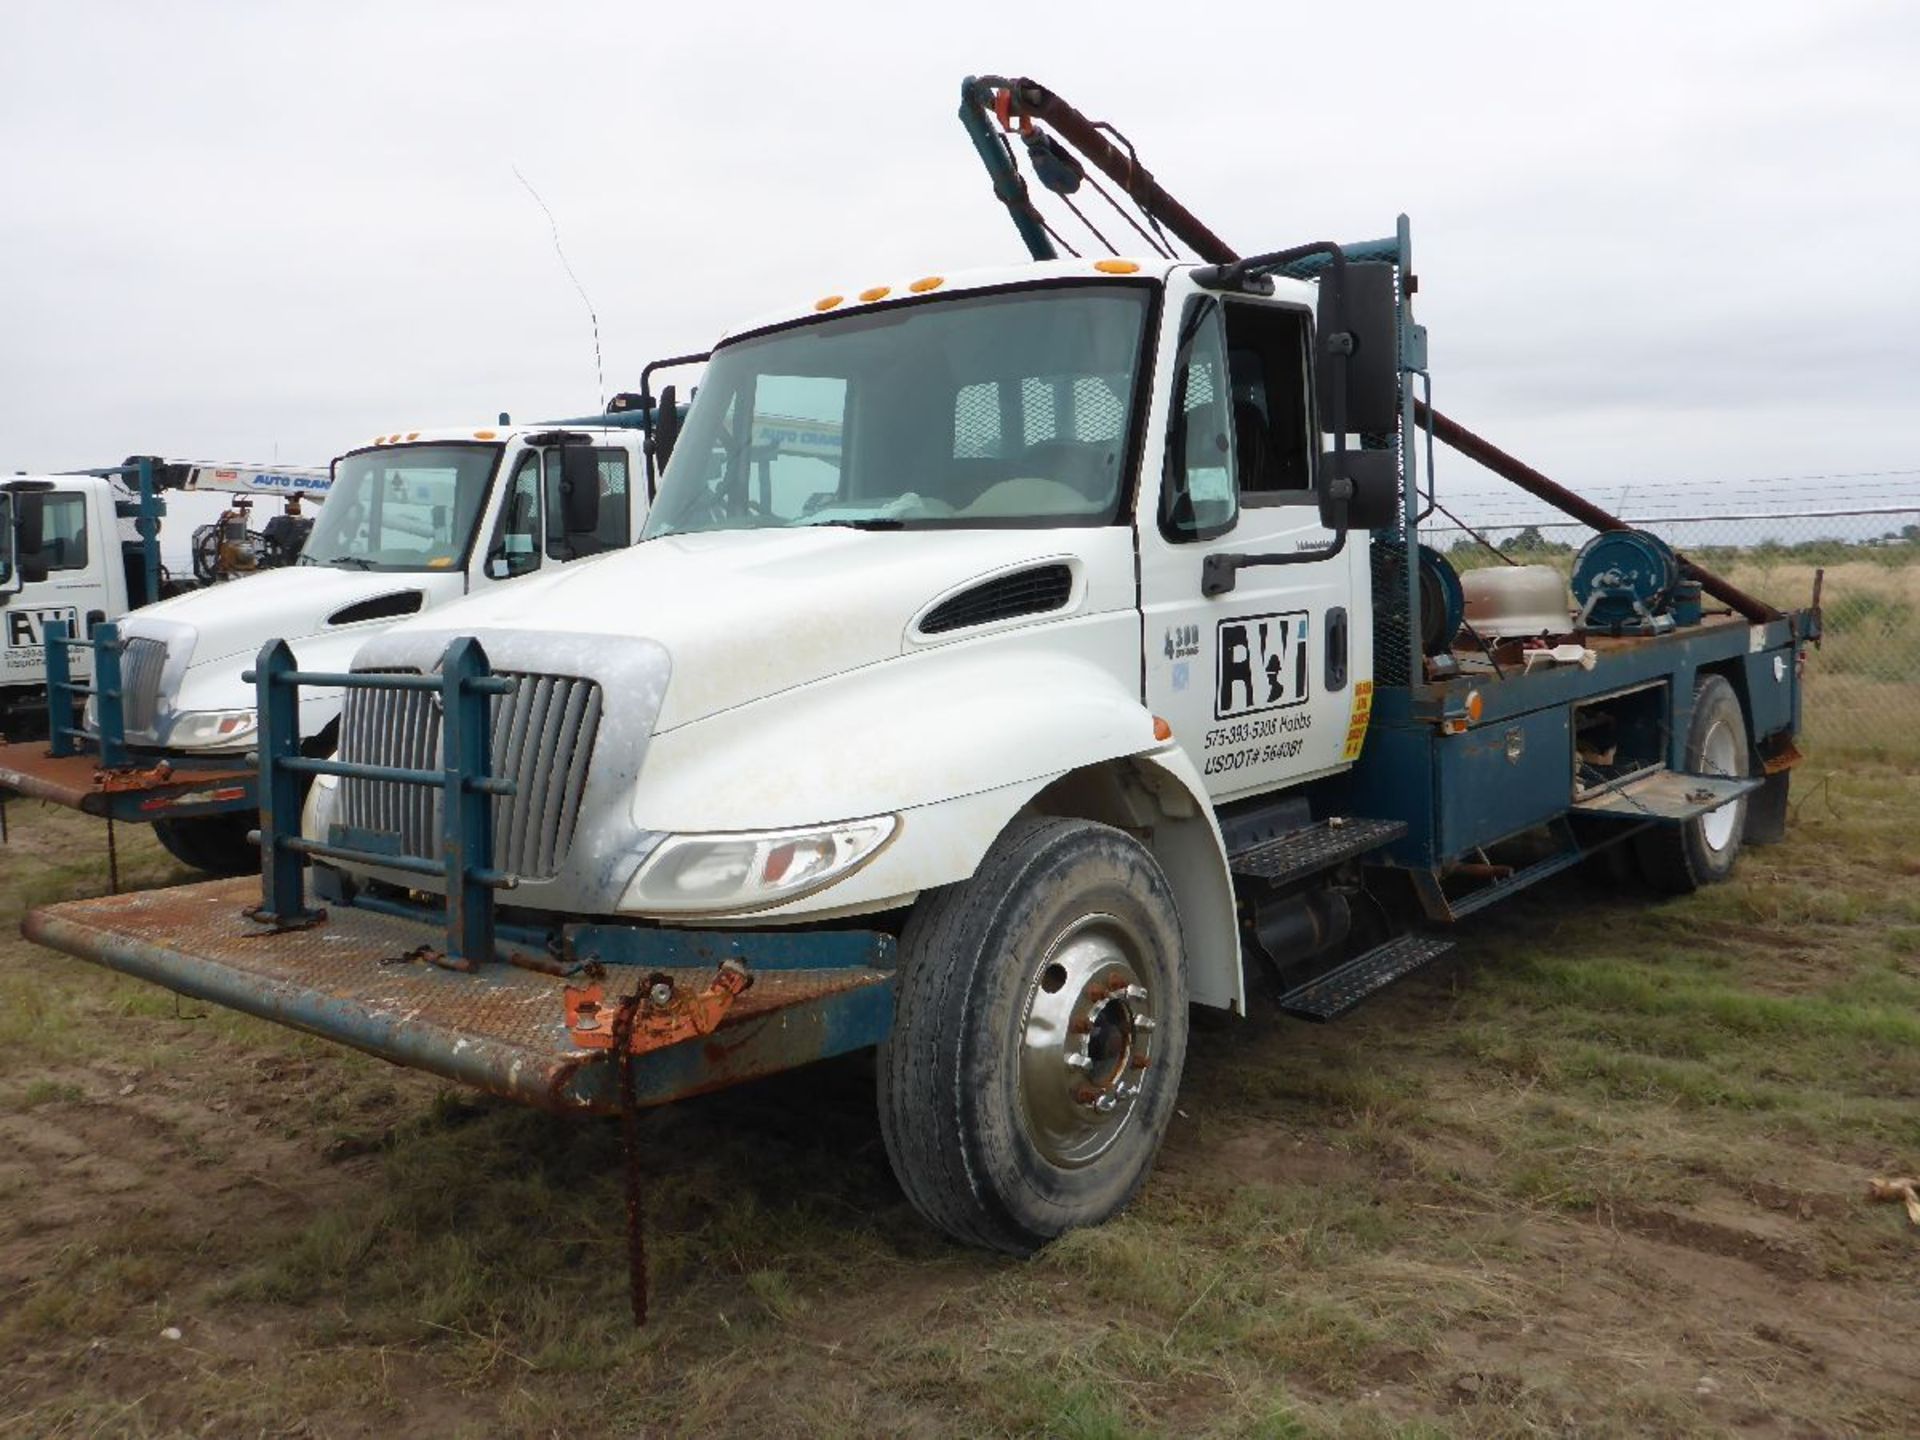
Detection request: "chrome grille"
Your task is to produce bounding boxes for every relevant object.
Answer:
[120,637,170,734]
[335,669,601,881]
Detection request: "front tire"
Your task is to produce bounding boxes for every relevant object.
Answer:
[1635,674,1752,894]
[877,815,1189,1255]
[152,812,259,876]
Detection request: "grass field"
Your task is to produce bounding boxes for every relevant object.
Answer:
[2,704,1918,1434]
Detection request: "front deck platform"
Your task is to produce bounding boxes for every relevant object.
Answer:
[0,743,254,820]
[24,879,895,1113]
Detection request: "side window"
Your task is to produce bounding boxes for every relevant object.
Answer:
[23,494,90,573]
[594,450,630,550]
[1160,300,1238,543]
[543,447,633,560]
[491,454,542,576]
[1222,301,1315,500]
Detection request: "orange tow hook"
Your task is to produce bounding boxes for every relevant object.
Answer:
[564,958,753,1053]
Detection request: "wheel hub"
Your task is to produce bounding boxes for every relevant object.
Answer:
[1018,914,1155,1167]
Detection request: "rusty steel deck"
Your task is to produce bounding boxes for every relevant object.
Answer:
[0,743,254,820]
[23,879,896,1113]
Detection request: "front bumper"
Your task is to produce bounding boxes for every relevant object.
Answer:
[0,741,255,820]
[24,878,896,1113]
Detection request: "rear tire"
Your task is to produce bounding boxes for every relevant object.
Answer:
[877,815,1189,1255]
[152,812,259,876]
[1635,674,1751,895]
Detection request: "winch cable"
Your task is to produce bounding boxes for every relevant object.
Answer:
[610,991,650,1326]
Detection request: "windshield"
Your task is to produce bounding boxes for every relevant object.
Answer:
[644,283,1154,537]
[301,443,500,571]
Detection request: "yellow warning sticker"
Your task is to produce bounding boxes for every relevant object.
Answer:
[1342,680,1375,761]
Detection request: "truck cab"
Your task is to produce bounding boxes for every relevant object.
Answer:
[0,475,138,731]
[103,422,650,869]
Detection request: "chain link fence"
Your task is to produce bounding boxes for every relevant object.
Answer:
[1419,505,1920,765]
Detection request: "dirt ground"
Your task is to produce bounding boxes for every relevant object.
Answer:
[2,751,1918,1437]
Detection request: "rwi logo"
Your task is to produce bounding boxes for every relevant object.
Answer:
[1214,611,1309,719]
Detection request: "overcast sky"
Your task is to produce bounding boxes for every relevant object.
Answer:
[3,1,1915,524]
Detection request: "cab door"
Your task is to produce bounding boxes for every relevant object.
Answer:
[1137,288,1368,801]
[3,482,114,688]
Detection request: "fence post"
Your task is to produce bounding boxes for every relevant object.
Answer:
[250,639,314,924]
[439,636,496,968]
[93,622,126,769]
[44,620,74,757]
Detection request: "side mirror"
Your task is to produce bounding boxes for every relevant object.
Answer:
[18,492,45,556]
[1316,261,1400,436]
[558,445,600,532]
[1319,448,1400,531]
[0,492,15,595]
[484,554,511,581]
[654,385,682,471]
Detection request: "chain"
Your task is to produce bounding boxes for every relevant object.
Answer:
[610,991,648,1327]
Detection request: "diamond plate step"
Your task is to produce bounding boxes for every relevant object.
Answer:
[1228,817,1407,886]
[1277,934,1455,1022]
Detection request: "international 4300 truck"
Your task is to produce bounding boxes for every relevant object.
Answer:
[1,415,655,874]
[21,80,1814,1274]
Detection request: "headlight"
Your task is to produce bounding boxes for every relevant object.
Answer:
[168,708,259,750]
[302,771,339,844]
[621,816,898,915]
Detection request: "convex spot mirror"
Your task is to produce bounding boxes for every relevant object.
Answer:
[557,445,601,533]
[1319,448,1400,531]
[1316,261,1399,438]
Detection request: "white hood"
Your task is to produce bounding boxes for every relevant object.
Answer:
[124,566,463,676]
[367,527,1137,731]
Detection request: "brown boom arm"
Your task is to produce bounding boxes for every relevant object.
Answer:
[977,78,1779,624]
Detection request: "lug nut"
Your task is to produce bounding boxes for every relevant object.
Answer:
[1134,1016,1156,1032]
[1064,1052,1091,1071]
[1093,1093,1118,1113]
[1124,984,1148,1000]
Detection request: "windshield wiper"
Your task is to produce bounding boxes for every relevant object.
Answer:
[319,555,376,570]
[802,517,906,531]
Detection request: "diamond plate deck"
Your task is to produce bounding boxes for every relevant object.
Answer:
[1228,817,1408,886]
[24,878,895,1113]
[1277,934,1455,1022]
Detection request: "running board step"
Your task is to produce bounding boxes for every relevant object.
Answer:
[1277,934,1455,1022]
[1229,817,1407,886]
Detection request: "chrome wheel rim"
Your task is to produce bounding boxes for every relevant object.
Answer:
[1017,913,1155,1168]
[1699,718,1741,853]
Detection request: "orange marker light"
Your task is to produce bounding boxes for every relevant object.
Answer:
[1094,258,1140,275]
[858,285,891,303]
[1465,690,1485,724]
[815,294,843,311]
[909,275,944,293]
[406,431,419,441]
[473,429,497,440]
[1152,715,1173,742]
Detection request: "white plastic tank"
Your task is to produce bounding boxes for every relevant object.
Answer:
[1460,565,1573,639]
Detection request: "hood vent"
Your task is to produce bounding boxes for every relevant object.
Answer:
[920,564,1073,635]
[328,591,425,627]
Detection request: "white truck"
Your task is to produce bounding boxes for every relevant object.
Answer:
[23,81,1812,1283]
[0,419,653,873]
[0,458,328,733]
